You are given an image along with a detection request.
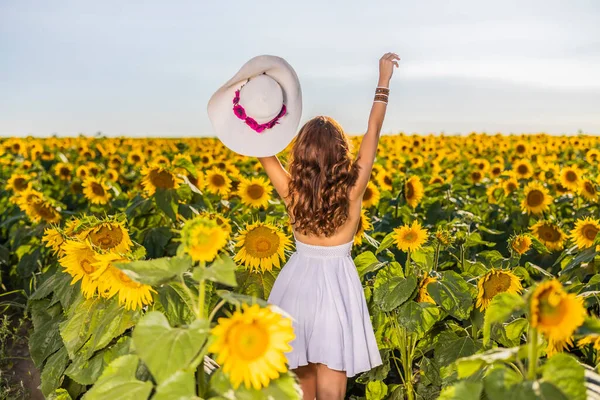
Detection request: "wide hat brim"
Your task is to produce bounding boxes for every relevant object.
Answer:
[207,55,302,157]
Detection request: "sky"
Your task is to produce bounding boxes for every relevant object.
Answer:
[1,0,599,137]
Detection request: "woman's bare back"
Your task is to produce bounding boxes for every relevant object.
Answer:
[288,188,363,246]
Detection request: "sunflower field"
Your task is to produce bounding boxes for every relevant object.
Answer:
[1,133,600,400]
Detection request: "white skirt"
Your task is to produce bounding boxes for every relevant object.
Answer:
[267,239,383,377]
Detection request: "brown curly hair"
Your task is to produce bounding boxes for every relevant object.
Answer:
[285,116,360,237]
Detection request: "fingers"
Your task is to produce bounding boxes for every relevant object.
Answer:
[392,61,399,68]
[382,52,401,61]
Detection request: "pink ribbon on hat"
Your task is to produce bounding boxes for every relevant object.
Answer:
[232,90,287,134]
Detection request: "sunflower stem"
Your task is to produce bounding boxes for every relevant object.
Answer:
[198,261,207,320]
[208,299,227,322]
[527,326,539,380]
[406,249,412,276]
[433,242,441,271]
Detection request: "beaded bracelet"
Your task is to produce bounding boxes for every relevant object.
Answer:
[375,87,390,95]
[374,94,389,104]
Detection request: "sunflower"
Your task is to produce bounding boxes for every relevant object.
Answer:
[54,163,73,181]
[354,209,373,245]
[19,194,62,224]
[92,252,156,311]
[514,141,529,156]
[209,303,295,390]
[475,269,523,311]
[181,216,229,263]
[490,163,504,178]
[234,221,292,273]
[569,216,600,249]
[362,181,381,208]
[502,177,519,195]
[140,163,183,197]
[237,177,272,208]
[59,240,105,298]
[6,173,31,193]
[375,170,394,192]
[205,168,232,196]
[106,168,120,182]
[188,170,206,191]
[82,176,111,205]
[392,220,428,252]
[79,221,133,253]
[530,221,566,251]
[580,179,598,202]
[434,229,453,246]
[530,279,586,355]
[127,150,146,166]
[198,153,214,169]
[108,155,123,170]
[416,272,437,304]
[76,165,89,180]
[577,335,600,351]
[472,158,490,173]
[469,170,484,184]
[42,227,65,257]
[200,211,233,238]
[586,149,600,165]
[510,234,532,255]
[428,175,445,185]
[512,159,535,180]
[560,165,582,192]
[521,181,552,215]
[404,176,424,208]
[152,155,170,166]
[486,184,504,205]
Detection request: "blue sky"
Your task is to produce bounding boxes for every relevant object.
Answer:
[1,0,599,136]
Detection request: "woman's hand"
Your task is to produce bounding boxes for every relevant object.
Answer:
[378,52,400,87]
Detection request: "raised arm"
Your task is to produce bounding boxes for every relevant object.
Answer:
[258,155,291,203]
[350,52,400,200]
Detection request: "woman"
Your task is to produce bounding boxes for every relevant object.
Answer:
[259,52,400,400]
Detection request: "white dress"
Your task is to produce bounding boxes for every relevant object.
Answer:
[267,238,383,377]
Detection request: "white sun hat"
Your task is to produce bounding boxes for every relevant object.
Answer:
[207,55,302,157]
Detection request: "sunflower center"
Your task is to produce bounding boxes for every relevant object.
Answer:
[245,226,280,258]
[582,224,599,241]
[91,182,105,196]
[516,144,526,153]
[363,187,373,201]
[402,230,417,243]
[247,184,265,200]
[507,182,517,192]
[150,169,176,189]
[539,225,560,242]
[584,182,596,195]
[211,174,226,187]
[483,273,512,299]
[34,202,56,220]
[406,182,415,199]
[14,177,28,191]
[538,290,567,325]
[492,167,501,175]
[60,167,70,177]
[526,190,544,207]
[81,258,96,274]
[384,175,392,186]
[132,154,141,163]
[517,164,529,174]
[88,225,124,250]
[565,171,577,182]
[472,171,481,181]
[228,321,269,360]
